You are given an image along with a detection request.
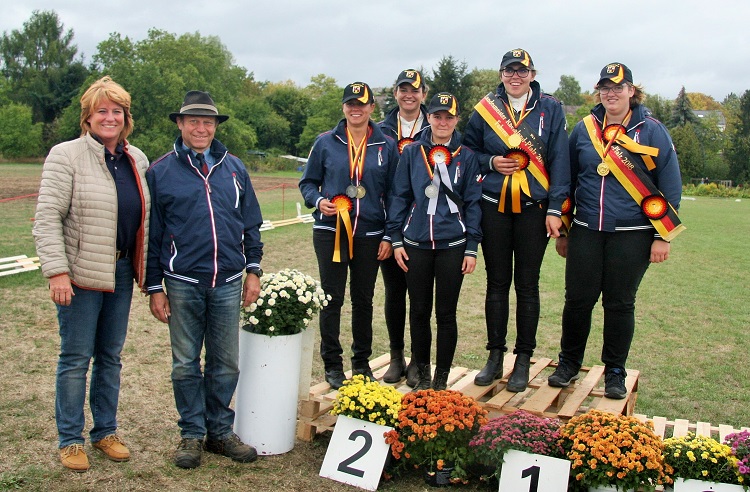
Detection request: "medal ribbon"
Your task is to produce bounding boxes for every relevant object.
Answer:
[331,198,354,262]
[582,115,685,241]
[420,146,461,216]
[474,95,549,213]
[346,128,367,186]
[397,112,419,140]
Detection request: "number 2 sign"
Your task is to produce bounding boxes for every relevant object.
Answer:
[319,415,393,491]
[497,449,571,492]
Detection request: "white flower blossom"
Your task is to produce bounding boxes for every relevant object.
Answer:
[268,298,276,306]
[265,309,272,316]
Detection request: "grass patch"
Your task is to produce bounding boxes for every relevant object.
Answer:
[0,165,748,490]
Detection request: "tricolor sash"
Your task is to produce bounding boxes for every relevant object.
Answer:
[582,115,685,241]
[474,93,549,213]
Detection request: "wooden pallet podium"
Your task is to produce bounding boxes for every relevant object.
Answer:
[296,352,639,441]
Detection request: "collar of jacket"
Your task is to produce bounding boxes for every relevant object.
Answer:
[417,127,463,153]
[332,118,389,146]
[590,102,648,132]
[84,132,132,160]
[172,136,228,164]
[496,79,542,112]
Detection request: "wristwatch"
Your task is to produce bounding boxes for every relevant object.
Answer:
[248,267,263,278]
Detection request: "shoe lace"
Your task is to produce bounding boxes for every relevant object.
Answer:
[605,370,625,385]
[62,443,85,457]
[101,434,125,445]
[178,438,203,450]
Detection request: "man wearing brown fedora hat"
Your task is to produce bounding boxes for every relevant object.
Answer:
[146,90,264,469]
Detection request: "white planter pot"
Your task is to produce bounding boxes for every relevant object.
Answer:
[671,477,745,492]
[234,329,303,455]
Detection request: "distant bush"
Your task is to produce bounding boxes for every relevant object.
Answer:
[683,182,750,198]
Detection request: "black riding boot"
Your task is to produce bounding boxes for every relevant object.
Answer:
[506,353,531,392]
[411,363,432,392]
[474,349,504,386]
[432,368,450,391]
[383,349,406,383]
[405,355,419,388]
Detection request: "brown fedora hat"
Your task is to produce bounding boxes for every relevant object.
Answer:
[169,90,229,123]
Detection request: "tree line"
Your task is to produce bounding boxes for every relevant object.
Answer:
[1,10,749,185]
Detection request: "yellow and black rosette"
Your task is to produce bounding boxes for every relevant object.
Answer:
[641,194,668,220]
[428,145,452,167]
[505,148,530,170]
[397,137,415,154]
[330,195,354,263]
[602,124,626,143]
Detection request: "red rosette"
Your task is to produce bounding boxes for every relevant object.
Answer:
[602,124,625,143]
[561,197,572,214]
[398,137,415,154]
[504,148,530,170]
[428,145,452,167]
[331,194,353,212]
[641,194,668,220]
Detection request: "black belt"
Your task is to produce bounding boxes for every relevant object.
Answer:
[116,249,131,260]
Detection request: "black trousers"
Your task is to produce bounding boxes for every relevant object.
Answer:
[559,226,653,371]
[380,256,408,352]
[404,245,466,370]
[313,230,382,371]
[480,200,550,355]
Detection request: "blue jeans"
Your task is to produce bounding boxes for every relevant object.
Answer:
[56,258,134,448]
[165,277,241,440]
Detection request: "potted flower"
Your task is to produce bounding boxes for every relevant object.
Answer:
[241,268,329,336]
[558,409,670,492]
[663,432,743,490]
[469,409,564,482]
[384,389,488,486]
[725,430,750,487]
[235,269,329,455]
[330,374,403,428]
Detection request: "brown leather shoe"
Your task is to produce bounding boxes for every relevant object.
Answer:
[92,434,130,462]
[60,443,90,472]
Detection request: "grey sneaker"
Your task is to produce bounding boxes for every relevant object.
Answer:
[604,368,627,399]
[205,433,258,463]
[547,363,580,387]
[175,438,203,469]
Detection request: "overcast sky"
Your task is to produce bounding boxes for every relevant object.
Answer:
[3,0,749,101]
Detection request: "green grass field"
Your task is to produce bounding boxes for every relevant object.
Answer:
[1,162,748,490]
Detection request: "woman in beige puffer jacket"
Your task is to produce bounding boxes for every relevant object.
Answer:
[32,76,149,472]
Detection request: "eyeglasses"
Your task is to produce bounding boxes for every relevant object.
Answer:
[598,84,627,95]
[502,68,530,78]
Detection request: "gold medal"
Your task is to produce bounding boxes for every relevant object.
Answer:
[356,185,366,199]
[508,134,522,147]
[597,162,610,176]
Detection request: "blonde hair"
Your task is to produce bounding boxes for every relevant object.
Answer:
[594,82,646,108]
[79,76,134,141]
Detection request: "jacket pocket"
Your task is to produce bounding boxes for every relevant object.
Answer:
[168,236,178,272]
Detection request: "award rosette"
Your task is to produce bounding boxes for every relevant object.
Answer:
[560,197,572,234]
[602,124,626,143]
[428,145,452,167]
[331,195,354,263]
[398,137,415,154]
[641,194,668,220]
[497,148,533,213]
[504,148,530,170]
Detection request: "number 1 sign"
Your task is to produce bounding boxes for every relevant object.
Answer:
[319,415,393,491]
[497,449,571,492]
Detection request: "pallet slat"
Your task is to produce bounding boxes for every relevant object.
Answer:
[297,353,640,440]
